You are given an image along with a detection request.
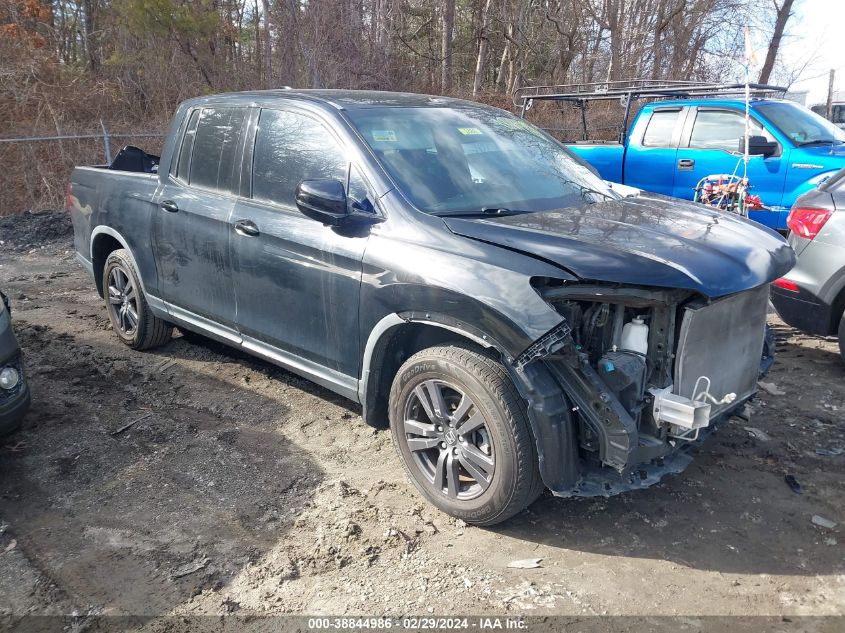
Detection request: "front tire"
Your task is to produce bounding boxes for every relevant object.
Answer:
[388,345,543,526]
[103,249,172,350]
[759,324,776,376]
[839,314,845,365]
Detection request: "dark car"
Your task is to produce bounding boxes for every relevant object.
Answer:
[771,168,845,362]
[68,90,794,525]
[0,291,30,435]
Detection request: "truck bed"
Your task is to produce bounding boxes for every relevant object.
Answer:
[566,142,624,183]
[68,165,160,291]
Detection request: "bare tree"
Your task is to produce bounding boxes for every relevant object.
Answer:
[758,0,796,84]
[261,0,272,87]
[441,0,455,92]
[472,0,493,95]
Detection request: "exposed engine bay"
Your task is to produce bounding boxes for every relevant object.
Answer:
[526,281,770,496]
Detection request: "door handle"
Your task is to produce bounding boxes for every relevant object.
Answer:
[234,219,260,237]
[160,200,179,213]
[677,158,695,170]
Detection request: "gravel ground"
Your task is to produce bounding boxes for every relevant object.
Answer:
[0,211,843,628]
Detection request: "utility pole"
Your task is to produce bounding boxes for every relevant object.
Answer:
[827,69,836,121]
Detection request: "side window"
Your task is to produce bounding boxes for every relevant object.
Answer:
[642,110,680,147]
[252,109,347,206]
[188,107,248,193]
[173,109,200,181]
[688,110,771,151]
[348,164,375,214]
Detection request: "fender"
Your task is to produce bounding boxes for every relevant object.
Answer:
[358,312,499,406]
[359,312,581,492]
[90,226,142,288]
[90,226,168,318]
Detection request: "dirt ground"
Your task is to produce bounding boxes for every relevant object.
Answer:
[0,211,843,627]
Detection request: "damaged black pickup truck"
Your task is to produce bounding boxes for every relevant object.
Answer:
[68,91,794,525]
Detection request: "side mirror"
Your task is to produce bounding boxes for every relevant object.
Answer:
[295,178,384,228]
[742,135,779,158]
[295,179,349,226]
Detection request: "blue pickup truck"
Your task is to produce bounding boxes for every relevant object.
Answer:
[563,98,845,230]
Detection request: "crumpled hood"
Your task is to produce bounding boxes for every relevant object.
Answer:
[444,195,795,298]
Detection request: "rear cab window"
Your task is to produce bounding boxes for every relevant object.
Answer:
[170,106,248,194]
[172,109,200,181]
[641,109,681,147]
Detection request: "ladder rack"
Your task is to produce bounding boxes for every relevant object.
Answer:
[513,79,788,143]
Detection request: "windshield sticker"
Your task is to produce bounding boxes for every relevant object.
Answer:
[457,127,483,136]
[371,130,397,142]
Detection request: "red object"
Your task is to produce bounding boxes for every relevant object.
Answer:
[744,194,763,210]
[786,207,833,239]
[773,278,799,292]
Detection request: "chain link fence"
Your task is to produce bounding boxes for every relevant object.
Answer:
[0,123,166,216]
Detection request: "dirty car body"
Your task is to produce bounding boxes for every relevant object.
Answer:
[68,90,794,523]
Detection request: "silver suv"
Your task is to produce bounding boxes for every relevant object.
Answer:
[771,168,845,363]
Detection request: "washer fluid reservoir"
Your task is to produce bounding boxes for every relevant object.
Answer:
[620,317,649,355]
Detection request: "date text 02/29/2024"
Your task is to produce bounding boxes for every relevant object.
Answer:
[307,617,527,630]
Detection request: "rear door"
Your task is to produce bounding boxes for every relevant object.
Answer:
[152,106,248,331]
[622,106,684,195]
[230,106,373,381]
[672,107,787,212]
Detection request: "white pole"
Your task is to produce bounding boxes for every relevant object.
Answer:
[743,26,751,181]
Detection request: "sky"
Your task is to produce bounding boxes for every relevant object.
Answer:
[774,0,845,105]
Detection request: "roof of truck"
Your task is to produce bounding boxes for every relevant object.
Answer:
[643,97,795,109]
[181,89,489,111]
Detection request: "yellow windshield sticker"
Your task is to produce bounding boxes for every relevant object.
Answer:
[372,130,397,142]
[458,127,483,135]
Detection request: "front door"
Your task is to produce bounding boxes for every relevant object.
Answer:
[672,107,787,223]
[152,106,248,329]
[230,107,373,379]
[623,106,683,196]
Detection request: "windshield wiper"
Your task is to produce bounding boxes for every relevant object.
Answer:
[797,139,844,147]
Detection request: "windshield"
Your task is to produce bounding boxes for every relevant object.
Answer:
[756,101,845,146]
[346,106,620,215]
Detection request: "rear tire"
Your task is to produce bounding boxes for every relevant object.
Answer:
[388,344,543,526]
[103,249,172,350]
